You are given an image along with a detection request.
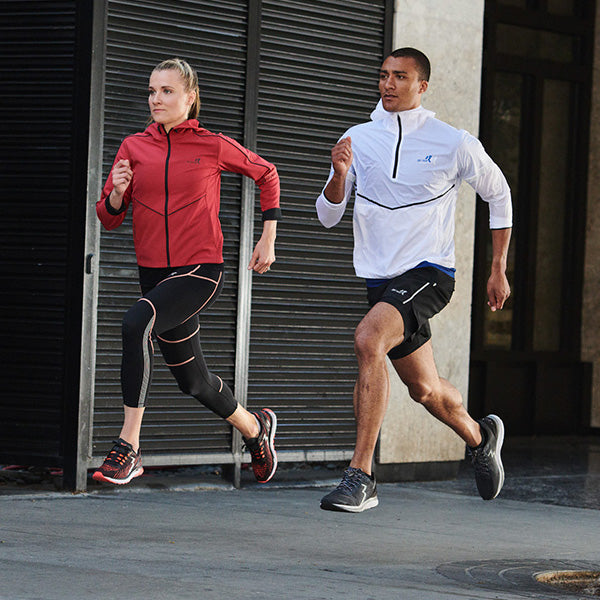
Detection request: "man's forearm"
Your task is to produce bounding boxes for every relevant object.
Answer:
[490,227,511,273]
[323,173,348,204]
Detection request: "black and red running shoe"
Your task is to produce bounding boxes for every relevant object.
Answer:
[92,438,143,485]
[244,408,278,483]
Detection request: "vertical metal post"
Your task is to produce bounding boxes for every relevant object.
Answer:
[232,0,261,488]
[75,0,107,492]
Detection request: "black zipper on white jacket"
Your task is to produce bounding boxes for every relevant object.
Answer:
[164,128,172,266]
[392,115,402,179]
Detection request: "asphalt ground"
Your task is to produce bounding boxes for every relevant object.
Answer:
[1,436,599,600]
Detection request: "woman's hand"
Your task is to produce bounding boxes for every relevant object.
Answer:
[248,221,277,274]
[109,159,133,211]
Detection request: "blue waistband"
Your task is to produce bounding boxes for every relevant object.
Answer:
[365,261,456,288]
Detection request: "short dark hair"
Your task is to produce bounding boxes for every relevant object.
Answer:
[389,47,431,82]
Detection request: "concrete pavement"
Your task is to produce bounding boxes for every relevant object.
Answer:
[1,476,599,600]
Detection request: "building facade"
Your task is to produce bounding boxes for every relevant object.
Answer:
[0,0,596,491]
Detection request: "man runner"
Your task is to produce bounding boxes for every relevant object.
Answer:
[316,47,512,512]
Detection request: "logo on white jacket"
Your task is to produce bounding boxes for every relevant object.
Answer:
[417,154,433,163]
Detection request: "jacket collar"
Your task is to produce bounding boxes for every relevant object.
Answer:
[370,101,435,135]
[146,119,202,136]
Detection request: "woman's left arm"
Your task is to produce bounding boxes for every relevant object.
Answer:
[248,219,277,274]
[217,135,281,274]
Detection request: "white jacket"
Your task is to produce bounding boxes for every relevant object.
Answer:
[316,103,512,279]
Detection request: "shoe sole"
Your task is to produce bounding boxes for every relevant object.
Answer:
[92,466,144,485]
[258,408,278,483]
[320,496,379,513]
[486,414,505,499]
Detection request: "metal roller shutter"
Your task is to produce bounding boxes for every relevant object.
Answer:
[0,1,81,464]
[94,0,248,461]
[251,0,390,457]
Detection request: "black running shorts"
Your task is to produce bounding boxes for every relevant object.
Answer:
[366,266,455,360]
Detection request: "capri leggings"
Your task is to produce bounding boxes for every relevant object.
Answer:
[120,263,238,419]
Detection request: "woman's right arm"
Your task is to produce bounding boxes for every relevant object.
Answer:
[96,151,134,230]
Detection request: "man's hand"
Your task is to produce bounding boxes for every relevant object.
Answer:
[331,137,353,178]
[487,228,512,311]
[487,269,511,312]
[323,137,353,204]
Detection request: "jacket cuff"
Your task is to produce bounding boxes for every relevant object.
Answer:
[262,207,282,221]
[105,193,126,215]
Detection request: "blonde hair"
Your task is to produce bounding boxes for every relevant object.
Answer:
[152,58,200,119]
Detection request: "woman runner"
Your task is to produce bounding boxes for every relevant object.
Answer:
[93,58,280,485]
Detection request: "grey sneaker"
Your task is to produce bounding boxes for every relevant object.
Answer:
[469,414,505,500]
[320,467,379,512]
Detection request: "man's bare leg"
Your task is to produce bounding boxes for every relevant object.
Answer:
[391,341,482,447]
[392,342,505,500]
[349,302,405,475]
[320,302,403,511]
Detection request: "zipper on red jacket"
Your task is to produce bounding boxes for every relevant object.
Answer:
[164,128,172,266]
[392,115,402,179]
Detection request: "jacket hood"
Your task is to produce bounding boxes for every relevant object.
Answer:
[370,100,435,135]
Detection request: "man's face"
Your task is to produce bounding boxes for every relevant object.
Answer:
[378,56,428,113]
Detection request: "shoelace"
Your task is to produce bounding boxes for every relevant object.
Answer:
[469,447,491,476]
[337,469,365,494]
[104,442,133,467]
[244,436,266,462]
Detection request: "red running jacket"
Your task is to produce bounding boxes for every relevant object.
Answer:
[97,119,281,268]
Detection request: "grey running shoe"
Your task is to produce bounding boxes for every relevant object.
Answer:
[320,467,378,512]
[469,414,505,500]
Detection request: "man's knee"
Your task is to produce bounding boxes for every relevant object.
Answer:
[406,380,436,405]
[354,324,385,360]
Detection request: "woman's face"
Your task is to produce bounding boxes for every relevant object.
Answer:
[148,69,195,131]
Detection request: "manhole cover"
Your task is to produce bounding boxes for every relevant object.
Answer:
[437,559,600,598]
[535,571,600,596]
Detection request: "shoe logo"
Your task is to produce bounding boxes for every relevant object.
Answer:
[417,154,433,163]
[358,483,368,504]
[391,288,408,295]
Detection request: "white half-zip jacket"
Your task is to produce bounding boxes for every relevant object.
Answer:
[316,102,512,279]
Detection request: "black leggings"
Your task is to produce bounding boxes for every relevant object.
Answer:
[120,263,237,419]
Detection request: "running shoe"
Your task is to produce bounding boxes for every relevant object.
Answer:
[244,408,278,483]
[320,467,379,512]
[468,414,505,500]
[92,438,143,485]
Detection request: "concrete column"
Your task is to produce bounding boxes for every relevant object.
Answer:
[378,0,485,471]
[582,1,600,429]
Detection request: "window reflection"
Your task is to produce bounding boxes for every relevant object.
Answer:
[483,72,521,349]
[496,24,577,64]
[533,79,571,351]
